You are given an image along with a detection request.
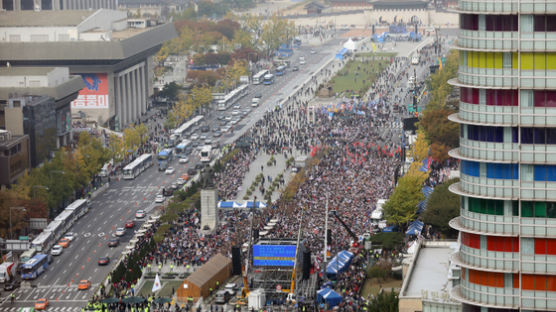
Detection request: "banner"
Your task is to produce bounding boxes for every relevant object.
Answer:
[71,73,109,109]
[152,273,162,292]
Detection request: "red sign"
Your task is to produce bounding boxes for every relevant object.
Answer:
[71,73,109,109]
[276,284,282,292]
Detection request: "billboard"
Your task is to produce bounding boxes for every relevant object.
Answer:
[71,73,109,109]
[252,244,296,267]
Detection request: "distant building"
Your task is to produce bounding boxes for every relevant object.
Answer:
[398,240,461,312]
[0,0,117,10]
[118,0,187,18]
[370,0,429,10]
[0,67,84,167]
[328,0,371,7]
[0,129,30,188]
[304,1,326,14]
[0,9,178,131]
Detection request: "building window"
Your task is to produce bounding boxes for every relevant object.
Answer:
[533,165,556,181]
[485,15,518,31]
[486,163,519,179]
[462,232,481,249]
[534,238,556,255]
[521,274,556,291]
[534,15,556,31]
[503,52,513,69]
[460,87,479,104]
[487,236,519,252]
[486,89,518,106]
[467,125,504,142]
[468,197,505,215]
[461,160,480,177]
[522,15,534,32]
[533,90,556,107]
[522,201,556,217]
[460,14,478,30]
[468,269,505,288]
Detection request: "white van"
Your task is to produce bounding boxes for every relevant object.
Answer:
[411,56,419,65]
[251,97,260,107]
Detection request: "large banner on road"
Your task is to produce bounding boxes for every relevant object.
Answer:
[71,73,109,109]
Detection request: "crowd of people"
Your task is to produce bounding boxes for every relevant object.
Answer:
[97,35,447,310]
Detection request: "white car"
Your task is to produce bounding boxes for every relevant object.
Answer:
[115,227,126,237]
[233,105,241,109]
[310,49,316,54]
[190,134,199,140]
[224,283,237,295]
[51,245,63,256]
[176,178,186,185]
[179,156,189,164]
[135,210,146,219]
[251,97,260,107]
[64,232,76,241]
[221,126,231,133]
[232,110,240,116]
[155,194,165,203]
[165,167,175,174]
[231,119,240,125]
[224,115,232,121]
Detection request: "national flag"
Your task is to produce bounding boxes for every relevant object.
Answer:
[152,273,162,292]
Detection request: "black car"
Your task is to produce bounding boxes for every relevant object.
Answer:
[195,163,204,170]
[187,168,197,176]
[163,187,174,197]
[201,125,210,133]
[4,280,20,291]
[98,256,110,266]
[108,238,119,247]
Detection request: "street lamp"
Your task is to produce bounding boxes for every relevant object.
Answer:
[32,185,49,199]
[9,207,26,240]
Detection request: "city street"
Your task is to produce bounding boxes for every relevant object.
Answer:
[0,34,345,311]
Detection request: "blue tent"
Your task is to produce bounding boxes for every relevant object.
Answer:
[316,287,343,308]
[406,220,424,236]
[326,250,354,277]
[336,48,349,60]
[417,186,434,214]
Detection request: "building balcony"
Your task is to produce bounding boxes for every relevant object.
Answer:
[450,284,519,310]
[458,67,517,88]
[450,212,518,237]
[457,102,517,126]
[451,141,518,163]
[458,30,517,51]
[458,0,556,14]
[452,249,519,273]
[459,173,519,199]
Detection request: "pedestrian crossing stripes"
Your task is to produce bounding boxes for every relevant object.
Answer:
[0,307,83,312]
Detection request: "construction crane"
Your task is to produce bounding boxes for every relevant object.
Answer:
[329,210,359,247]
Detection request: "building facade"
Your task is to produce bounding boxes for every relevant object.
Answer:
[449,1,556,311]
[0,67,84,167]
[0,129,30,188]
[0,0,117,11]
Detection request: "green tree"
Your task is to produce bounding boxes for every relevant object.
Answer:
[123,127,141,157]
[383,169,427,226]
[422,179,460,237]
[158,82,180,101]
[419,108,459,161]
[367,290,398,312]
[411,130,429,162]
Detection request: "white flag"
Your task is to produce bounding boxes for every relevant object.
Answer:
[152,273,162,292]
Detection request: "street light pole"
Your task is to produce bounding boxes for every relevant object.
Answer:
[9,207,26,240]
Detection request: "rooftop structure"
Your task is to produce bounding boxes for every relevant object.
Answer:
[0,0,117,11]
[399,241,461,312]
[0,9,178,131]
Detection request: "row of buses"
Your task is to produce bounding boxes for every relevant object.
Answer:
[19,199,91,280]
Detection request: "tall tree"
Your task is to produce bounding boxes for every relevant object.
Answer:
[422,179,460,237]
[367,290,399,312]
[411,130,429,162]
[383,167,427,226]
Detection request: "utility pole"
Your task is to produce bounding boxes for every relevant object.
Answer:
[322,194,329,282]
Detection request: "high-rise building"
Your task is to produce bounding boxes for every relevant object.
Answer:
[449,2,556,312]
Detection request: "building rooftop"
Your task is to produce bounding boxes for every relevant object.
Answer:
[0,67,55,76]
[0,10,95,27]
[403,243,457,298]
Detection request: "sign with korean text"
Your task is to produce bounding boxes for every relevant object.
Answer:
[71,73,109,109]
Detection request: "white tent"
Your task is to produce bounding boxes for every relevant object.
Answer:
[343,38,357,51]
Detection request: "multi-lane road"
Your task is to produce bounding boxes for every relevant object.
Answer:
[0,37,343,311]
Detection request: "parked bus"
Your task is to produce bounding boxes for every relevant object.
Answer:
[263,74,275,85]
[275,65,286,76]
[200,145,212,163]
[123,153,154,180]
[217,84,248,111]
[173,115,204,139]
[31,232,52,253]
[175,140,192,157]
[157,148,174,171]
[252,70,269,85]
[64,199,89,220]
[20,248,37,264]
[21,254,49,280]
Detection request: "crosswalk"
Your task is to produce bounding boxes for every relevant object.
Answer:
[8,284,95,303]
[0,307,83,312]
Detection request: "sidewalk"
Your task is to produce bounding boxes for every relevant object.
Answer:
[235,150,306,203]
